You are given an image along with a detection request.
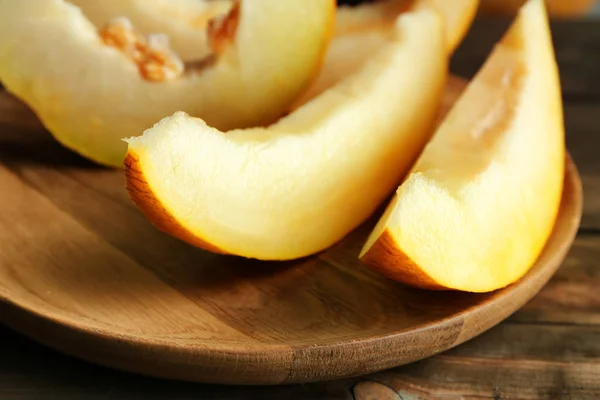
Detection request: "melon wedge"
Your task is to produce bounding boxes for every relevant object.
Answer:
[0,0,334,167]
[293,0,478,108]
[67,0,232,61]
[360,0,565,293]
[125,4,447,261]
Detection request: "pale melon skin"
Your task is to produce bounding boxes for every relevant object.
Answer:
[0,0,334,167]
[360,0,565,293]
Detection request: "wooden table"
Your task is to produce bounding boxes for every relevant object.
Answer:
[1,18,600,400]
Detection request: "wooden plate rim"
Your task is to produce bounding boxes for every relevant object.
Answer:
[0,154,583,385]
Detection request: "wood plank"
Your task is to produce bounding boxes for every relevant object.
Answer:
[367,355,600,399]
[445,323,600,361]
[510,236,600,325]
[358,323,600,399]
[563,104,600,229]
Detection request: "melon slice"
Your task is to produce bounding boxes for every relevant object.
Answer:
[0,0,334,167]
[67,0,233,61]
[293,0,478,109]
[360,0,565,293]
[124,3,448,261]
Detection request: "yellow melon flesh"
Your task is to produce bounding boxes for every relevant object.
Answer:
[67,0,232,61]
[0,0,334,167]
[124,4,447,261]
[293,0,478,108]
[360,0,565,293]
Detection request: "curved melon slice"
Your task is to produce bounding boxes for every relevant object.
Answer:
[292,0,478,109]
[360,0,565,293]
[67,0,233,61]
[0,0,334,167]
[125,5,447,261]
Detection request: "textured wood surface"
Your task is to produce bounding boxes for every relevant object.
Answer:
[1,16,600,400]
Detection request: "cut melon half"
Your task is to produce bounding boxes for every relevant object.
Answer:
[67,0,233,61]
[124,3,448,261]
[292,0,479,109]
[360,0,565,293]
[0,0,334,167]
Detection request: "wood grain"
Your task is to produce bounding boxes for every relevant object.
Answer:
[509,236,600,325]
[0,83,583,384]
[3,273,600,398]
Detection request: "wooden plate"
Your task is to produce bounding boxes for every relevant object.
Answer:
[0,92,583,386]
